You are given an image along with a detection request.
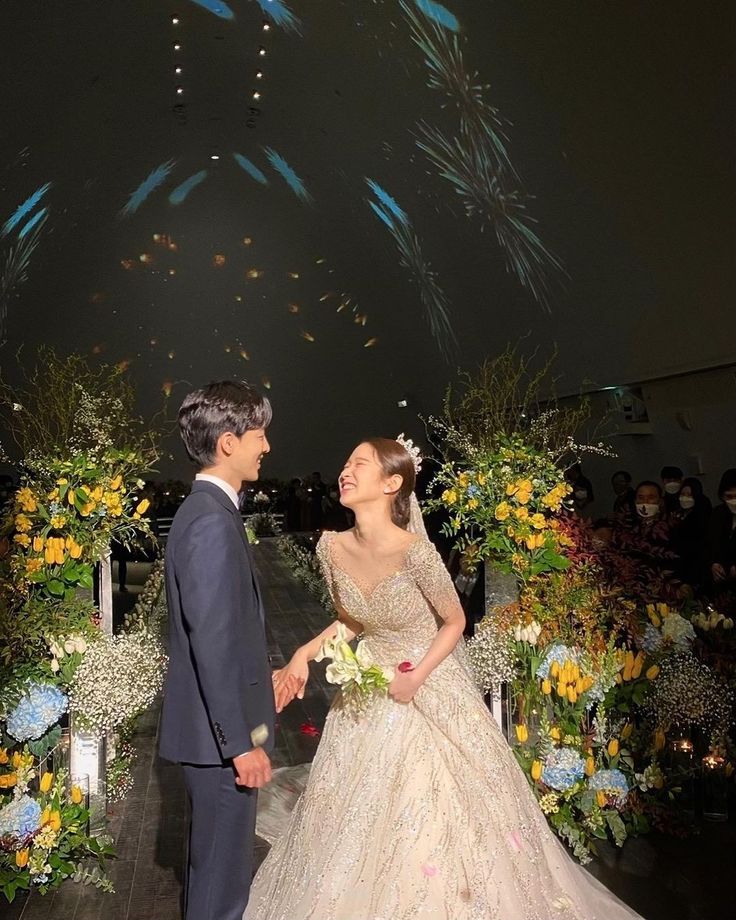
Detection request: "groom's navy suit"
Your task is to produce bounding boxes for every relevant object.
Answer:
[159,479,275,920]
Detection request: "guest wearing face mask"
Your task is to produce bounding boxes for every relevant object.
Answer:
[566,463,594,517]
[614,481,678,581]
[670,477,711,589]
[660,465,684,516]
[708,468,736,591]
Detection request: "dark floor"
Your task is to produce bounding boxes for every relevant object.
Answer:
[3,542,733,920]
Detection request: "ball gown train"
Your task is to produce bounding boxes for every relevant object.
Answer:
[244,532,643,920]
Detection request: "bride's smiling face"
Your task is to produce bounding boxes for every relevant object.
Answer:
[339,443,400,510]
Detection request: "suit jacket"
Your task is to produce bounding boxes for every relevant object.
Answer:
[159,480,275,765]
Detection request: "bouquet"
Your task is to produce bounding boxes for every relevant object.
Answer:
[315,624,393,712]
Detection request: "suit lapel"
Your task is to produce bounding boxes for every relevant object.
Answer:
[190,481,265,625]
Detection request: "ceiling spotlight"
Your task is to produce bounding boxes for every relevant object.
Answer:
[397,399,408,408]
[176,86,184,94]
[172,16,179,25]
[210,154,220,160]
[175,66,182,74]
[256,70,263,79]
[173,42,182,50]
[258,46,266,56]
[263,22,271,31]
[252,91,261,100]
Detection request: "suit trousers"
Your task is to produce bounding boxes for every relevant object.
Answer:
[182,762,258,920]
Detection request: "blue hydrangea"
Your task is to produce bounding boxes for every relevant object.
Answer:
[536,643,581,681]
[6,683,68,742]
[542,746,586,791]
[0,794,42,840]
[588,768,629,801]
[641,624,662,653]
[467,484,480,497]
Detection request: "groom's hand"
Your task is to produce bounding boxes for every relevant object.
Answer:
[233,747,272,789]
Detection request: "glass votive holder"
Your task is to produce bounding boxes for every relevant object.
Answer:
[702,754,728,822]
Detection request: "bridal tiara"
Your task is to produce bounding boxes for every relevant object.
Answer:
[396,433,422,474]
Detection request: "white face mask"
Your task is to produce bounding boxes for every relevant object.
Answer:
[637,503,660,519]
[679,495,695,510]
[663,482,681,495]
[726,499,736,514]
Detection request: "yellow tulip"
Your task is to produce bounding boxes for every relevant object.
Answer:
[596,790,607,808]
[550,661,560,680]
[549,727,561,741]
[584,756,595,777]
[11,752,22,769]
[607,739,619,757]
[0,749,7,765]
[621,723,633,741]
[541,679,552,695]
[531,760,543,781]
[0,773,17,788]
[40,806,51,826]
[136,498,151,515]
[566,686,578,704]
[556,681,567,697]
[654,728,666,751]
[15,849,29,868]
[32,535,45,553]
[622,663,633,682]
[515,724,529,744]
[110,475,123,491]
[71,785,84,805]
[40,771,54,794]
[632,658,643,680]
[615,673,623,685]
[624,650,635,670]
[49,810,62,832]
[646,665,660,680]
[67,489,76,506]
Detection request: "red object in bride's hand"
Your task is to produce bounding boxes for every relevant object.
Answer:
[398,661,414,673]
[300,721,321,737]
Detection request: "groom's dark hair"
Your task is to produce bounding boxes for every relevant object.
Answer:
[178,380,272,468]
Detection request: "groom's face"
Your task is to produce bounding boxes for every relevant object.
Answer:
[235,428,270,482]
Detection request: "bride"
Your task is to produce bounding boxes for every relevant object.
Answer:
[244,436,643,919]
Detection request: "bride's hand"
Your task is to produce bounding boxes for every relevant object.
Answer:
[388,669,421,704]
[272,653,309,712]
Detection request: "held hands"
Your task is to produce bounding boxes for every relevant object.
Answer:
[233,746,272,789]
[272,653,309,713]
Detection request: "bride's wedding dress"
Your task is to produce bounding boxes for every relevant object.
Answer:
[245,532,643,919]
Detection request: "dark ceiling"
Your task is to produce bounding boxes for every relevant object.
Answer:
[1,0,733,478]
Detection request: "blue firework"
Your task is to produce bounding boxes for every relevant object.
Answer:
[264,147,313,204]
[2,182,51,237]
[233,153,269,186]
[254,0,301,34]
[414,0,460,33]
[188,0,235,20]
[169,170,209,205]
[120,160,176,217]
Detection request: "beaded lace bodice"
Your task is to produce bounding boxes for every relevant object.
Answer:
[318,532,464,673]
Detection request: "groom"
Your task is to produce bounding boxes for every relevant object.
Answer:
[159,381,295,920]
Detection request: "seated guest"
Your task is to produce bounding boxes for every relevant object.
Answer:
[566,463,594,516]
[615,481,678,578]
[708,468,736,591]
[661,465,684,516]
[670,477,711,588]
[611,470,636,517]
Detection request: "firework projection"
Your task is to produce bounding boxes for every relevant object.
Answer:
[0,0,729,475]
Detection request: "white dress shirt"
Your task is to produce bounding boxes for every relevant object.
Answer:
[195,473,240,509]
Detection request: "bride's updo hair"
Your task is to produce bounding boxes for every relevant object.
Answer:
[364,437,416,528]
